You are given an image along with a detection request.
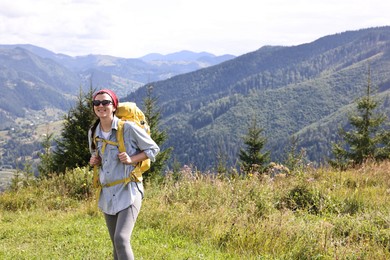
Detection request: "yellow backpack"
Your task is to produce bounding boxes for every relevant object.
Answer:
[93,102,150,192]
[115,102,151,180]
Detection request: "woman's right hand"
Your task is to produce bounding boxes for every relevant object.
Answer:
[89,155,101,166]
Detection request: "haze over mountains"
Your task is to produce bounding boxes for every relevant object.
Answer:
[2,26,390,169]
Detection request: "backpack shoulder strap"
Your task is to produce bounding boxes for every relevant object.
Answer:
[115,117,150,183]
[116,119,126,153]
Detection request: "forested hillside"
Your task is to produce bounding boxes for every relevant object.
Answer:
[128,26,390,169]
[0,47,79,129]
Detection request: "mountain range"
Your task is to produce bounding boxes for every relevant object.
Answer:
[2,26,390,170]
[126,26,390,169]
[0,45,234,129]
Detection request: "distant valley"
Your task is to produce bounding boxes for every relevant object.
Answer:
[0,45,234,128]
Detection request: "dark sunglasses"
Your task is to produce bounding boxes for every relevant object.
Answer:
[92,100,113,106]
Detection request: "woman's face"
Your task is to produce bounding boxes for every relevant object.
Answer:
[93,93,116,119]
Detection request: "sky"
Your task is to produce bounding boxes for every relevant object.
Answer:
[0,0,390,58]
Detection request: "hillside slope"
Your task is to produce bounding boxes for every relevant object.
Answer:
[128,26,390,169]
[0,47,79,129]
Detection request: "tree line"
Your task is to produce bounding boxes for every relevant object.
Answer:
[35,68,390,181]
[240,68,390,173]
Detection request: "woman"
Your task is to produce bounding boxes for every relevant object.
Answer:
[88,89,159,260]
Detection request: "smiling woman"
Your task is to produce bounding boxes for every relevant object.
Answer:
[88,88,159,259]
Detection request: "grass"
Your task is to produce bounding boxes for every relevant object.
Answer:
[1,209,111,259]
[1,162,389,259]
[0,205,233,259]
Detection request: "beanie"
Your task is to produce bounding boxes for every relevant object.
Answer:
[93,89,119,109]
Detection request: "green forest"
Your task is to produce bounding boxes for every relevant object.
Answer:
[126,27,390,170]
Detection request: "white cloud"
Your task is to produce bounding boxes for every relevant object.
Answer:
[0,0,390,57]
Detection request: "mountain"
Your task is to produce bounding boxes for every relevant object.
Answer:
[127,26,390,169]
[0,45,234,129]
[0,44,235,83]
[0,47,80,129]
[139,50,235,80]
[140,50,234,62]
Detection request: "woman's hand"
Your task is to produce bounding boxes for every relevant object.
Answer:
[89,154,101,166]
[118,152,133,165]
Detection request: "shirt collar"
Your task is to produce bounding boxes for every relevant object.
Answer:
[112,115,120,130]
[96,116,119,137]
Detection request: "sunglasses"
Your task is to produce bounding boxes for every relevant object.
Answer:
[92,100,113,106]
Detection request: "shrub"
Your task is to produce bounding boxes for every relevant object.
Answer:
[278,185,324,214]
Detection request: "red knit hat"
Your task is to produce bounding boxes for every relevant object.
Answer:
[93,89,119,108]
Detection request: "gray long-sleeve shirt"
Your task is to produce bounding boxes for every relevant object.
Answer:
[88,116,160,215]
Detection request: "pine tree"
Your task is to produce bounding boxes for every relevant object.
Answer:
[37,131,55,177]
[52,88,96,173]
[142,85,172,181]
[216,141,228,175]
[284,135,307,173]
[330,68,390,169]
[239,118,270,173]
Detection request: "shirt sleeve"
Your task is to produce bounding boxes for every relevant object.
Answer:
[124,121,160,162]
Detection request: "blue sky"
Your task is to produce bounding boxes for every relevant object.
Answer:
[0,0,389,58]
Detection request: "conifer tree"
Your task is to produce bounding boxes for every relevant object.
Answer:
[239,118,270,173]
[52,88,96,173]
[330,69,390,169]
[216,141,228,175]
[283,135,307,173]
[37,131,55,177]
[142,85,172,181]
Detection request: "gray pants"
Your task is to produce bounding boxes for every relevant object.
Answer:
[104,189,142,260]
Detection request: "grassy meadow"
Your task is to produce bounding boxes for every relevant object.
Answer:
[0,162,389,259]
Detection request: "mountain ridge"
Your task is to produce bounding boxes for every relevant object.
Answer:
[0,45,235,129]
[126,26,390,169]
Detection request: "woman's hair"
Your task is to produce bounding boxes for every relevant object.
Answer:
[90,119,100,150]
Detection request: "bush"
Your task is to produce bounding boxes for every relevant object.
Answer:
[278,185,324,214]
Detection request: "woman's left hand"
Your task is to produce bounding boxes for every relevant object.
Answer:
[118,152,132,165]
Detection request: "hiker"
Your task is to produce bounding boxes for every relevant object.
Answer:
[88,89,159,260]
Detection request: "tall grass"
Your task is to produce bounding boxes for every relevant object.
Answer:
[1,162,389,259]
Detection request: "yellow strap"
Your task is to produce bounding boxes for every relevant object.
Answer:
[117,120,126,153]
[95,185,102,206]
[93,176,134,205]
[104,176,132,187]
[94,137,119,154]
